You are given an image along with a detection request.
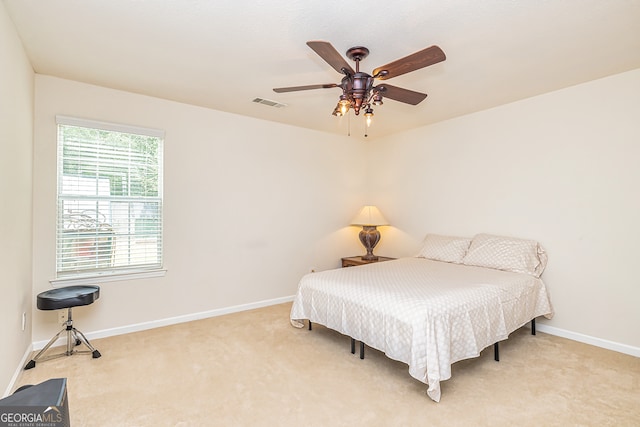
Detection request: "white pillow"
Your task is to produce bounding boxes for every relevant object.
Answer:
[462,233,548,277]
[416,234,472,264]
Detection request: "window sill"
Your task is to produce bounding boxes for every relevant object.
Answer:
[50,269,167,287]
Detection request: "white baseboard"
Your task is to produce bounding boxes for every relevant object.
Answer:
[3,344,34,398]
[535,324,640,357]
[21,296,637,390]
[32,295,295,350]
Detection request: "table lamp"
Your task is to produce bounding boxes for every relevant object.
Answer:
[350,205,389,261]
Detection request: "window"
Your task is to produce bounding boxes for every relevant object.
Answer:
[55,116,164,282]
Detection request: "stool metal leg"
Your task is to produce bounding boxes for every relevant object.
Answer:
[24,328,67,369]
[24,308,101,370]
[73,327,101,357]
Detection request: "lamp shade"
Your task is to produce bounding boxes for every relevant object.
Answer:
[350,205,389,226]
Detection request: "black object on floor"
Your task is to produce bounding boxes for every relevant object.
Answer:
[0,378,70,427]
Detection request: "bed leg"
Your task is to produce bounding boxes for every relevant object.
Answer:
[308,320,312,331]
[350,338,355,354]
[531,318,536,335]
[494,342,499,362]
[360,342,365,360]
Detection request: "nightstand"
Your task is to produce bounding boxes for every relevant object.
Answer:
[341,256,395,268]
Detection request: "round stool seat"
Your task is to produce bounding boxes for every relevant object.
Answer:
[37,285,100,311]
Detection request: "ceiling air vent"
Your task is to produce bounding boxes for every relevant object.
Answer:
[252,98,287,108]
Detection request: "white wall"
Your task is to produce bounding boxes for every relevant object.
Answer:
[32,75,367,342]
[0,3,34,394]
[369,68,640,350]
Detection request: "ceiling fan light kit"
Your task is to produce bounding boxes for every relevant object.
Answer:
[274,41,446,130]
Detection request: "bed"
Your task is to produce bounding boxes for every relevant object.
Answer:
[290,233,554,402]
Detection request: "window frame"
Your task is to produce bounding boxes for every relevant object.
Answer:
[52,115,166,285]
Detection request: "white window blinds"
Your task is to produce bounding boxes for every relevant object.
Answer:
[56,116,164,279]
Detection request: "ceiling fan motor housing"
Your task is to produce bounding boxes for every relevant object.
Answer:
[346,72,374,115]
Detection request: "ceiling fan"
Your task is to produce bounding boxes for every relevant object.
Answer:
[273,41,446,123]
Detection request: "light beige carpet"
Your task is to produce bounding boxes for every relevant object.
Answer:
[14,303,640,426]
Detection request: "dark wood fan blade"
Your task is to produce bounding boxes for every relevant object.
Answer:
[375,84,427,105]
[273,83,338,93]
[307,41,355,75]
[373,45,445,80]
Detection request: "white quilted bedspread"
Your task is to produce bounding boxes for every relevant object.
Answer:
[290,257,554,402]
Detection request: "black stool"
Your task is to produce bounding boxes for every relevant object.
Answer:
[24,285,102,370]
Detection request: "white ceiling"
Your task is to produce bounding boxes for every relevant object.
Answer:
[4,0,640,139]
